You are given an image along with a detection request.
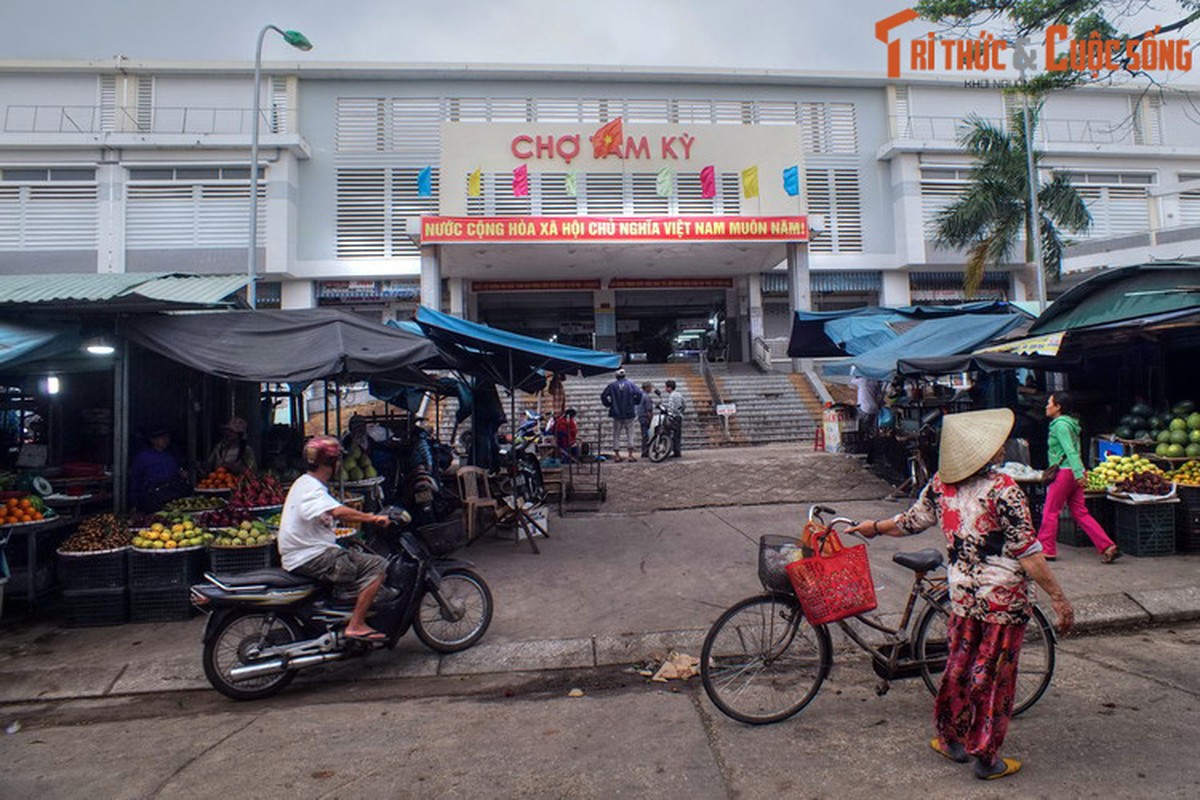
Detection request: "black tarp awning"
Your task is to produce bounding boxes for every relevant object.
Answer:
[120,309,440,384]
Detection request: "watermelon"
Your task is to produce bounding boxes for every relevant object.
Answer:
[1114,425,1134,440]
[1148,415,1165,430]
[1157,430,1174,444]
[1172,400,1196,416]
[1134,430,1152,442]
[1131,403,1154,418]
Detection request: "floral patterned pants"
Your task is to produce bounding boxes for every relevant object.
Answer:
[934,614,1025,763]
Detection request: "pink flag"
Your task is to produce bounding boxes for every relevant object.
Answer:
[700,165,716,199]
[512,164,529,197]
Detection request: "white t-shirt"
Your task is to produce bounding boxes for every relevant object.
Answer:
[277,473,343,571]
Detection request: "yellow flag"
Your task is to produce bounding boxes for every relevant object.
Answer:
[467,168,482,197]
[741,166,759,199]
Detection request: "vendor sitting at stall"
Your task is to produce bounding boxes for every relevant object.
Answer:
[206,416,256,475]
[342,414,397,481]
[129,427,188,512]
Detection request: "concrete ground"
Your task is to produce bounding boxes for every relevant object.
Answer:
[1,446,1197,703]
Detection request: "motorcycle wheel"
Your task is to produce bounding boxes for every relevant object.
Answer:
[414,569,494,653]
[648,433,672,463]
[202,611,302,701]
[520,456,546,504]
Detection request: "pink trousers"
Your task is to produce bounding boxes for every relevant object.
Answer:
[1036,468,1115,557]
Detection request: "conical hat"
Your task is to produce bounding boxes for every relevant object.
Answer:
[937,408,1015,484]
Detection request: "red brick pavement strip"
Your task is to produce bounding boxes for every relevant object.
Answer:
[582,445,894,513]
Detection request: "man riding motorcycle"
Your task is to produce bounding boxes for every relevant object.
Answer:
[277,436,394,642]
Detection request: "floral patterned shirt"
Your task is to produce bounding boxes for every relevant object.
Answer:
[894,469,1043,625]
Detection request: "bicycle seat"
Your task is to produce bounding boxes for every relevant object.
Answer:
[892,549,943,573]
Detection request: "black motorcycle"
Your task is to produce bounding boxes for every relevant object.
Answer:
[191,509,492,700]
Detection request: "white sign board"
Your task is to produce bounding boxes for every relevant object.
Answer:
[716,403,737,417]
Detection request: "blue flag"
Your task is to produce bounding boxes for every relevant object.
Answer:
[782,165,800,197]
[417,166,433,197]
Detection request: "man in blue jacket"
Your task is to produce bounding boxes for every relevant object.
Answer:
[600,368,643,462]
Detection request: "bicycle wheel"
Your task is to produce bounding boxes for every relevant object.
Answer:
[914,597,1055,717]
[700,593,832,725]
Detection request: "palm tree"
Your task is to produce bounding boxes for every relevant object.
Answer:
[934,100,1091,297]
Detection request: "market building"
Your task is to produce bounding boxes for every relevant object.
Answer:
[1,60,1199,363]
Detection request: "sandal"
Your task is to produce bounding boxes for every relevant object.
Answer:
[930,738,969,763]
[1102,546,1122,564]
[974,757,1022,780]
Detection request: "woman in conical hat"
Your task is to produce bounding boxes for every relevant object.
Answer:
[848,408,1073,781]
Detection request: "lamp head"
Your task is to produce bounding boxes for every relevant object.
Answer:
[282,30,313,51]
[84,337,115,356]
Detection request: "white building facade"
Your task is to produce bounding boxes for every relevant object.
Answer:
[1,60,1197,361]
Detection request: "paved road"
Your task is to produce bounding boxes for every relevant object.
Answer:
[2,623,1197,799]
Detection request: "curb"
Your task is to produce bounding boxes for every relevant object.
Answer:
[1,586,1197,706]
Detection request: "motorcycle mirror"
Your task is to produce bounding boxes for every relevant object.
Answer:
[655,389,662,396]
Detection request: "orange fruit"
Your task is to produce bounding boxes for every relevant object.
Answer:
[6,498,17,509]
[19,498,31,509]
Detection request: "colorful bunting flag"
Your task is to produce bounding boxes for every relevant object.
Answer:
[699,165,716,199]
[512,164,529,197]
[417,166,433,197]
[467,168,482,198]
[656,166,674,197]
[782,165,800,197]
[591,117,624,158]
[564,170,578,197]
[741,166,759,199]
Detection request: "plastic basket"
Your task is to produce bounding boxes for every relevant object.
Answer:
[785,544,877,625]
[130,585,195,622]
[1176,484,1200,510]
[208,544,276,575]
[416,516,467,557]
[129,548,205,588]
[61,587,129,628]
[1112,501,1176,557]
[56,547,128,590]
[758,534,803,593]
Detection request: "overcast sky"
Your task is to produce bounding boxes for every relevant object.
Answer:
[2,0,924,70]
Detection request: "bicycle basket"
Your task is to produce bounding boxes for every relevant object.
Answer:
[415,517,467,556]
[785,543,877,626]
[757,534,804,593]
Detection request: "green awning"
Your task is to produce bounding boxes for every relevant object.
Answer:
[1029,263,1200,334]
[0,273,249,310]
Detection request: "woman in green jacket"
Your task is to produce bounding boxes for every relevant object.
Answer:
[1038,392,1120,562]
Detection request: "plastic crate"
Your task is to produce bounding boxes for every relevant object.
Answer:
[208,544,275,575]
[1175,484,1200,510]
[1086,494,1113,534]
[56,548,127,590]
[1112,501,1177,557]
[128,548,205,588]
[1055,508,1090,547]
[61,587,129,628]
[129,585,195,622]
[1176,520,1200,553]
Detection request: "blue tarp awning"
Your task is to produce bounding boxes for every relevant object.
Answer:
[0,319,82,372]
[825,312,1027,380]
[412,306,622,391]
[788,301,1032,358]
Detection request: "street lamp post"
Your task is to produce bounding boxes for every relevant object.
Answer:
[248,25,312,309]
[1021,92,1048,313]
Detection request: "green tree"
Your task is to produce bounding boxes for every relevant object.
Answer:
[933,101,1091,295]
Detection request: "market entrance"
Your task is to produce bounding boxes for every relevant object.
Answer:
[476,291,595,348]
[615,287,729,364]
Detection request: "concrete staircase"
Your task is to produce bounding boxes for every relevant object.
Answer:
[425,363,822,452]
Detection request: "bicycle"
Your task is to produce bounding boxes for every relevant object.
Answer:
[700,504,1057,725]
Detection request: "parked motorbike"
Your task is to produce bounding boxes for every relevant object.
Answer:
[646,393,679,463]
[495,410,546,503]
[191,507,492,701]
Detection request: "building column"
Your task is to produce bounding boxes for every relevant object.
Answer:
[265,151,296,276]
[281,279,315,309]
[880,270,911,306]
[787,243,811,373]
[448,277,467,317]
[594,286,617,352]
[96,161,125,274]
[745,273,764,364]
[420,245,441,311]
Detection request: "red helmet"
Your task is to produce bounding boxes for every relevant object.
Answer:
[303,435,343,469]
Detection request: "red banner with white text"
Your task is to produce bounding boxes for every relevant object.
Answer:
[421,215,808,243]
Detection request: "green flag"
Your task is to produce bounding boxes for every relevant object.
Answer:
[656,166,674,197]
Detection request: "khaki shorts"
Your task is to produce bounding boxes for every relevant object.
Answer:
[293,548,386,594]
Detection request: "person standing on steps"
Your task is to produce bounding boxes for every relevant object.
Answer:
[600,368,642,462]
[663,379,686,458]
[1037,391,1120,563]
[847,408,1073,782]
[638,381,655,458]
